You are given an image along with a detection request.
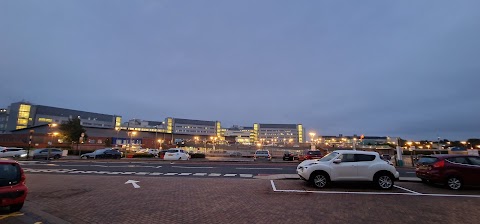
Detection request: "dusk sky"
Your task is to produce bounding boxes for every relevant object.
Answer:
[1,1,479,140]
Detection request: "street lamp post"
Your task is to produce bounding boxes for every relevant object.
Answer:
[157,139,163,150]
[115,127,120,148]
[155,125,158,149]
[309,132,316,150]
[27,130,34,160]
[127,131,137,157]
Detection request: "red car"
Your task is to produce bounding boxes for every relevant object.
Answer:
[416,155,480,190]
[0,159,28,212]
[298,151,323,161]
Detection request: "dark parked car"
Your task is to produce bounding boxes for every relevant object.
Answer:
[81,149,121,159]
[282,151,298,161]
[32,148,63,160]
[416,155,480,190]
[0,159,28,213]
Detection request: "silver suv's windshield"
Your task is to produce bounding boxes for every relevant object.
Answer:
[319,152,338,162]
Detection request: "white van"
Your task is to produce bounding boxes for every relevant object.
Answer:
[0,147,28,158]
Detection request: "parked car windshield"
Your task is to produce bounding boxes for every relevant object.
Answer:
[256,151,268,154]
[319,152,338,162]
[0,163,21,187]
[93,149,108,154]
[167,149,179,153]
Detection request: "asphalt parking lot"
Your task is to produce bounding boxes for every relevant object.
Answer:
[3,174,480,224]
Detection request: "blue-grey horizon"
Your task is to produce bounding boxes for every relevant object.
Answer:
[1,0,479,141]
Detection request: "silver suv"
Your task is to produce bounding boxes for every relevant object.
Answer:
[32,148,63,160]
[297,150,400,190]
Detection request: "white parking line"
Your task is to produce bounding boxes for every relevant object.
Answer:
[135,172,149,175]
[240,174,253,178]
[269,180,480,198]
[394,185,421,194]
[178,173,192,176]
[164,173,178,176]
[149,172,163,175]
[24,169,256,179]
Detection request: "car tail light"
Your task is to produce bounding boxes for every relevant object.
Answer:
[432,160,444,169]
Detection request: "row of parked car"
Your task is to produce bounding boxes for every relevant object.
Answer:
[0,147,64,160]
[79,148,192,160]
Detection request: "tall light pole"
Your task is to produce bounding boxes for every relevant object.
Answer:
[128,131,137,157]
[155,125,158,149]
[157,139,163,150]
[309,132,316,150]
[438,136,442,154]
[48,123,57,146]
[115,127,120,148]
[353,138,357,150]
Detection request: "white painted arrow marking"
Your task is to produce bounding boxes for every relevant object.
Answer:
[125,180,140,188]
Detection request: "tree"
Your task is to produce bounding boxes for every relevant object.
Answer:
[59,118,87,143]
[105,138,112,147]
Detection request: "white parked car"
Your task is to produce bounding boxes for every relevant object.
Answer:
[163,149,190,160]
[297,150,400,190]
[0,147,27,158]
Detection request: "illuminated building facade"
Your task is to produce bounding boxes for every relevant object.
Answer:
[166,117,221,137]
[4,102,121,132]
[253,123,304,144]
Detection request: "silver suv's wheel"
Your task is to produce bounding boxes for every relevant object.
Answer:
[375,173,394,190]
[446,177,462,190]
[311,173,329,188]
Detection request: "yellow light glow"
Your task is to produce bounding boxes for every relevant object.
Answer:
[53,132,59,136]
[50,123,58,127]
[407,142,413,146]
[132,131,137,136]
[461,141,467,145]
[309,132,316,137]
